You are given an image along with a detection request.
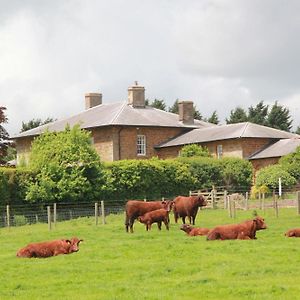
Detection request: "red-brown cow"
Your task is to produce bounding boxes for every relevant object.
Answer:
[285,228,300,237]
[173,195,207,225]
[138,207,172,231]
[180,224,210,236]
[206,216,267,240]
[125,200,173,233]
[16,237,83,258]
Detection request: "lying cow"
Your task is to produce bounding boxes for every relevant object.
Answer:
[16,237,83,258]
[125,199,173,233]
[180,224,210,236]
[138,208,171,231]
[173,195,207,225]
[285,228,300,237]
[207,216,267,240]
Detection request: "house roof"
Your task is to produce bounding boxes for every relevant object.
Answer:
[248,138,300,160]
[12,102,215,139]
[155,122,300,148]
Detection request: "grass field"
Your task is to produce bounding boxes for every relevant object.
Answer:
[1,208,300,300]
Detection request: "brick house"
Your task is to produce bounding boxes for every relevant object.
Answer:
[12,83,214,164]
[12,83,300,171]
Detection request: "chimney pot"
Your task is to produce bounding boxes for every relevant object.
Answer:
[85,93,102,109]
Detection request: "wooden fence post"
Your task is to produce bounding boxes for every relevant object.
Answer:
[95,202,99,226]
[211,189,216,209]
[6,205,10,228]
[259,192,262,209]
[53,203,57,228]
[297,191,300,215]
[245,192,249,210]
[232,201,236,218]
[274,195,279,218]
[224,190,227,209]
[101,200,106,225]
[262,193,265,214]
[228,196,232,218]
[47,206,51,231]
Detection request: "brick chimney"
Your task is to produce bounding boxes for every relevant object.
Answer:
[128,81,145,107]
[178,101,194,124]
[85,93,102,109]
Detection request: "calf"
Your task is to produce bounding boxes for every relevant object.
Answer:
[285,228,300,237]
[16,237,83,258]
[180,224,210,236]
[173,195,207,225]
[138,208,171,231]
[207,216,267,240]
[125,200,173,233]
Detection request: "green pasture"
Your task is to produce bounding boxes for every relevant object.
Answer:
[1,208,300,300]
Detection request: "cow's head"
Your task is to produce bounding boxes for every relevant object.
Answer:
[138,216,146,223]
[161,200,174,212]
[180,224,193,233]
[253,217,267,230]
[67,237,83,253]
[197,195,207,207]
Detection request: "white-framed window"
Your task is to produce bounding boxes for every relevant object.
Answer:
[137,135,146,156]
[217,144,223,159]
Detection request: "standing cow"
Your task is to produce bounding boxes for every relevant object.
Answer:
[173,195,207,225]
[125,200,173,233]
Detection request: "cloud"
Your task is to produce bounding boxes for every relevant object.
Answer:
[1,0,300,135]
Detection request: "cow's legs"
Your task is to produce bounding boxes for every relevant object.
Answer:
[174,211,179,223]
[164,219,169,230]
[157,221,162,230]
[129,218,135,233]
[181,216,186,224]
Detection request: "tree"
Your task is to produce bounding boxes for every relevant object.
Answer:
[266,101,293,132]
[146,99,167,111]
[207,111,219,124]
[296,126,300,135]
[0,107,9,162]
[25,125,105,203]
[168,99,179,114]
[226,107,248,124]
[20,117,55,133]
[193,106,202,120]
[247,101,268,125]
[179,144,211,158]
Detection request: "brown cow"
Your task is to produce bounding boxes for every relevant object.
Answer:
[16,237,83,258]
[125,200,173,233]
[206,216,267,240]
[180,224,210,236]
[173,195,207,225]
[285,228,300,237]
[138,208,171,231]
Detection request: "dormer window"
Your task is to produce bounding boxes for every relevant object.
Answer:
[217,144,223,159]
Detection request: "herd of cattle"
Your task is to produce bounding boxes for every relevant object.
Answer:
[15,195,300,258]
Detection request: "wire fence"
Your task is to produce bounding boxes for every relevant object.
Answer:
[1,187,300,229]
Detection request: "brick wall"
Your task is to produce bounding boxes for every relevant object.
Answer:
[15,136,34,165]
[250,157,280,173]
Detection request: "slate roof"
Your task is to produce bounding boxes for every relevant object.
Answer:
[12,102,214,138]
[156,122,300,148]
[248,138,300,160]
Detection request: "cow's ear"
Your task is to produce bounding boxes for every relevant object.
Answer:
[79,239,83,243]
[162,200,167,204]
[66,240,72,244]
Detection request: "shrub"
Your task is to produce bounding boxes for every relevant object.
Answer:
[279,146,300,180]
[14,215,27,226]
[179,144,211,158]
[256,164,297,189]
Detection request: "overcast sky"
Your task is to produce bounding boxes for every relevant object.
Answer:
[1,0,300,135]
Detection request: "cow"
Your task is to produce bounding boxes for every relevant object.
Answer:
[16,237,83,258]
[180,224,210,236]
[206,216,267,240]
[285,228,300,237]
[138,208,171,231]
[173,195,207,225]
[125,200,173,233]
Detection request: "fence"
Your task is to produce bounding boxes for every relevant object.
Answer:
[1,188,300,229]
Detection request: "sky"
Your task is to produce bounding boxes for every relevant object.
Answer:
[1,0,300,136]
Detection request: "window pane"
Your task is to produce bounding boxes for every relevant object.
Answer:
[137,135,146,155]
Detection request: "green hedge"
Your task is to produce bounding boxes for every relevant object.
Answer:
[0,156,253,204]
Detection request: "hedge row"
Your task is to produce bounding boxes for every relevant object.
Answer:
[0,157,253,205]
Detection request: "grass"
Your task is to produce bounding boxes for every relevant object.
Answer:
[1,208,300,300]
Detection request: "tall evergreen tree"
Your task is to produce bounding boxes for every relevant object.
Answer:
[296,126,300,135]
[266,101,293,132]
[207,110,219,124]
[20,117,55,133]
[248,101,268,125]
[193,105,202,120]
[226,107,248,124]
[0,107,9,162]
[168,99,179,114]
[147,99,167,111]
